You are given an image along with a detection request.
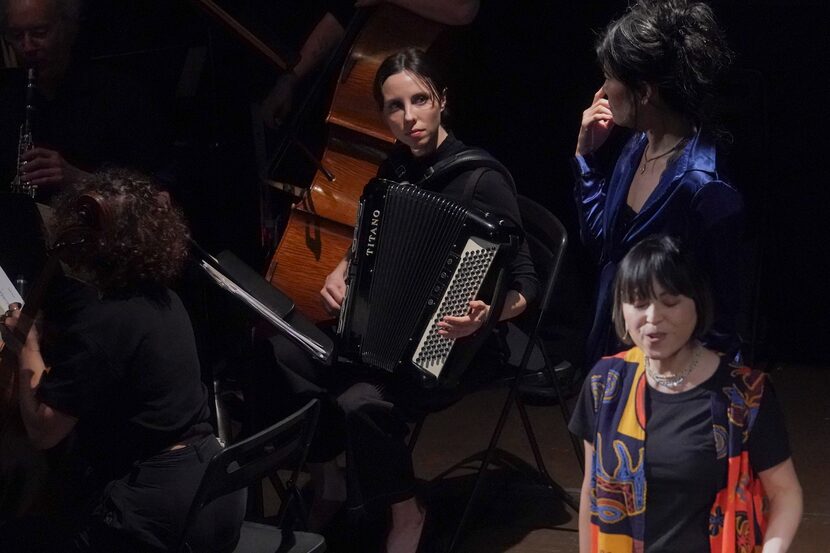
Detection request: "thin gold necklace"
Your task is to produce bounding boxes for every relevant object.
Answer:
[639,138,686,174]
[645,344,701,389]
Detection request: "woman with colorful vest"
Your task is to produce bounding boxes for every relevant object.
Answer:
[569,235,802,553]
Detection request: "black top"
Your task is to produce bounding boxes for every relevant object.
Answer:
[616,202,637,237]
[377,134,539,305]
[38,284,212,483]
[569,359,791,553]
[247,0,355,52]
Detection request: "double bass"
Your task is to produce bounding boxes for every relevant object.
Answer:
[265,5,446,322]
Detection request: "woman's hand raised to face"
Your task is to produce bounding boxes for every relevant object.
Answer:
[575,87,615,157]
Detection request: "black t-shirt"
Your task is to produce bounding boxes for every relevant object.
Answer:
[239,0,355,59]
[38,284,212,483]
[568,358,791,553]
[377,133,539,305]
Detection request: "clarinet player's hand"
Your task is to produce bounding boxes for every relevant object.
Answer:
[575,86,615,157]
[320,257,349,315]
[437,300,490,340]
[20,147,89,189]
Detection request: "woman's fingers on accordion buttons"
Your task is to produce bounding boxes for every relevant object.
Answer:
[468,300,487,312]
[437,311,484,339]
[436,319,452,336]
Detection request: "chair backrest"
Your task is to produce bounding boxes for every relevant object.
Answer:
[179,399,321,549]
[514,195,568,349]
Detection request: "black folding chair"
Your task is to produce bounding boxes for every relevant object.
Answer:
[409,195,582,552]
[178,399,326,553]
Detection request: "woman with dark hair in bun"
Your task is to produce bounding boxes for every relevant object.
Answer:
[569,235,802,553]
[574,0,744,365]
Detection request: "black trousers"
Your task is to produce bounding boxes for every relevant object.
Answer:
[248,329,507,514]
[90,435,246,552]
[2,436,246,553]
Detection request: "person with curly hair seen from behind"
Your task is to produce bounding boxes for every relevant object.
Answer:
[569,234,802,553]
[1,168,245,552]
[574,0,744,366]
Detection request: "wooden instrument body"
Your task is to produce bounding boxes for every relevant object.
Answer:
[266,5,445,323]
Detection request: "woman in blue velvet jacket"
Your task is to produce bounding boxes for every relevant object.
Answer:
[573,0,744,365]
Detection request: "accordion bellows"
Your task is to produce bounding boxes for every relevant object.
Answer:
[338,179,519,387]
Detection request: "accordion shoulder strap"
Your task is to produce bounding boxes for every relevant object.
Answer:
[416,148,517,196]
[462,167,489,206]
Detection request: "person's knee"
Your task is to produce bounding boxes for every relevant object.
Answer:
[265,333,298,368]
[336,382,385,417]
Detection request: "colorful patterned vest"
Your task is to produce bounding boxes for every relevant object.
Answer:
[588,348,768,553]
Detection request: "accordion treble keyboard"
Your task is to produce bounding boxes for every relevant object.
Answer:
[412,237,500,376]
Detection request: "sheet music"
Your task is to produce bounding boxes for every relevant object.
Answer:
[0,264,24,312]
[199,261,328,360]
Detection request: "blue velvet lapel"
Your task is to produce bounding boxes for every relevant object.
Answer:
[603,129,718,262]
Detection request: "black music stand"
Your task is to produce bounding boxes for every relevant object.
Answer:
[193,246,334,364]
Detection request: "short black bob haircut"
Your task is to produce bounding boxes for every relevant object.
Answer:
[612,234,713,343]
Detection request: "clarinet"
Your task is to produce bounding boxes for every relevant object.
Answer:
[10,67,37,197]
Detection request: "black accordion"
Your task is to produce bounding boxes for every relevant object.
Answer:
[337,179,520,387]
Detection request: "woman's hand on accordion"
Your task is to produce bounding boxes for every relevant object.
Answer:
[438,291,528,339]
[437,300,490,339]
[321,257,349,314]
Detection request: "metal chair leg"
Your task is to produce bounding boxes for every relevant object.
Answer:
[408,418,425,453]
[515,395,579,512]
[538,346,584,473]
[447,382,521,552]
[213,379,232,447]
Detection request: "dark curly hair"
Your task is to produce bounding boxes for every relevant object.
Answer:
[52,168,189,296]
[596,0,733,126]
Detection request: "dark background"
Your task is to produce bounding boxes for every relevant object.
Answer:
[63,0,829,365]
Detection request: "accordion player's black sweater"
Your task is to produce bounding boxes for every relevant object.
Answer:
[252,135,541,516]
[377,133,540,306]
